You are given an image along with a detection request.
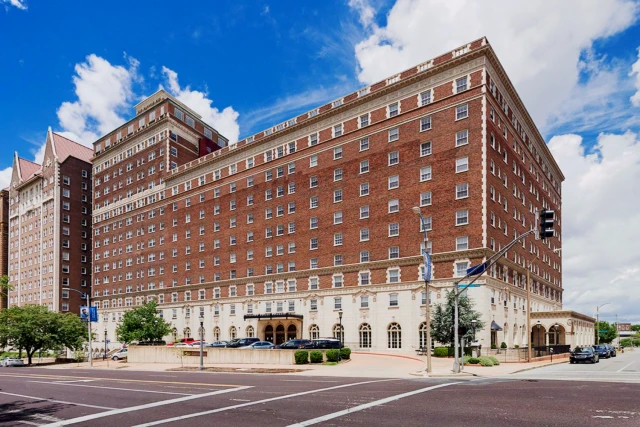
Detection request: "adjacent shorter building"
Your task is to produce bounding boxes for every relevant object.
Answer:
[0,188,8,309]
[7,130,93,313]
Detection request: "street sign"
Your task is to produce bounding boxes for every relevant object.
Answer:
[599,330,608,333]
[457,283,482,288]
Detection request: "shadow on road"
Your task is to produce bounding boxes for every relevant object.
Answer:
[0,399,65,425]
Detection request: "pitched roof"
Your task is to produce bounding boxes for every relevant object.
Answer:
[18,158,41,182]
[51,133,93,163]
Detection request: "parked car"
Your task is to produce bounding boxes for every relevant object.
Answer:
[227,337,261,348]
[309,338,342,349]
[167,338,197,347]
[593,344,611,359]
[606,344,617,357]
[0,357,24,367]
[570,346,599,364]
[206,341,230,348]
[246,341,275,350]
[112,349,128,361]
[275,339,313,349]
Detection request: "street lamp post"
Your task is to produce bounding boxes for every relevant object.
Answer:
[68,289,92,367]
[199,312,204,371]
[412,206,432,375]
[104,327,107,361]
[471,319,477,342]
[536,320,541,357]
[338,310,343,362]
[596,303,610,345]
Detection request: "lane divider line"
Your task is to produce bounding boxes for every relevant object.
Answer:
[617,360,636,373]
[0,373,241,388]
[43,387,253,427]
[287,382,462,426]
[27,381,194,396]
[0,391,115,410]
[133,379,398,426]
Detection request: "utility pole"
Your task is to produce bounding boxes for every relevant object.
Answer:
[595,303,610,345]
[526,263,531,362]
[412,207,432,375]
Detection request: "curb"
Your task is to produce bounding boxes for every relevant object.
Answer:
[409,370,478,378]
[353,352,425,363]
[511,360,569,374]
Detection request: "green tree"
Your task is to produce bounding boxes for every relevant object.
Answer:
[431,290,485,349]
[116,301,171,344]
[595,321,618,344]
[0,305,86,365]
[631,324,640,333]
[0,275,12,297]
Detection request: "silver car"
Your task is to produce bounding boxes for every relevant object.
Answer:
[246,341,275,349]
[1,357,25,367]
[111,349,128,361]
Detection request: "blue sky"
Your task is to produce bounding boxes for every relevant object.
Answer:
[1,0,640,322]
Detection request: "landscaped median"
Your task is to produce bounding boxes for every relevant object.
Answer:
[127,345,298,365]
[294,348,351,365]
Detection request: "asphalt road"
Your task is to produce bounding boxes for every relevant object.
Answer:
[0,356,638,427]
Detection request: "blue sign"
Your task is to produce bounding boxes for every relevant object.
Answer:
[467,262,488,276]
[422,250,432,283]
[457,283,482,288]
[89,306,98,323]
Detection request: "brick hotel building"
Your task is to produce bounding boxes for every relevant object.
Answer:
[91,38,594,351]
[7,130,93,313]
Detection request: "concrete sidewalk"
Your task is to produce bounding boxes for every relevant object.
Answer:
[37,351,568,379]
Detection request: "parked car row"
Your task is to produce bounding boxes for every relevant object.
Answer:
[166,337,343,350]
[570,344,617,364]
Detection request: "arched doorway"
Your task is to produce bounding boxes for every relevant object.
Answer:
[387,323,402,349]
[213,327,220,342]
[532,324,547,350]
[333,324,344,343]
[359,323,372,348]
[229,326,237,340]
[548,325,566,345]
[287,324,297,341]
[184,327,191,339]
[265,325,274,343]
[276,325,286,345]
[418,322,427,349]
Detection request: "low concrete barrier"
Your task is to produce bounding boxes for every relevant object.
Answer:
[128,346,297,365]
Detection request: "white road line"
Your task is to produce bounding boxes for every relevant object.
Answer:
[0,392,114,410]
[281,380,339,383]
[27,381,194,396]
[133,379,396,427]
[43,386,252,427]
[286,382,461,426]
[54,380,94,384]
[617,360,636,373]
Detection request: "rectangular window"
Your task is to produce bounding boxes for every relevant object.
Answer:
[420,141,432,157]
[389,293,399,307]
[456,76,468,92]
[420,116,432,132]
[456,157,469,173]
[360,251,370,263]
[388,102,399,117]
[456,210,469,225]
[388,222,399,236]
[361,295,369,308]
[333,124,343,137]
[420,192,432,206]
[420,90,432,106]
[389,246,400,259]
[388,199,399,213]
[333,146,343,159]
[420,166,432,181]
[388,175,399,190]
[360,137,369,151]
[456,236,469,251]
[334,297,342,309]
[360,160,369,174]
[360,228,370,241]
[360,182,369,196]
[456,130,469,147]
[456,183,469,199]
[360,205,369,219]
[388,127,399,142]
[309,133,318,146]
[455,104,468,120]
[333,189,343,203]
[388,151,399,166]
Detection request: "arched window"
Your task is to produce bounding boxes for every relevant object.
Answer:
[172,327,178,342]
[213,326,220,341]
[387,323,401,349]
[246,325,255,338]
[359,323,371,348]
[229,326,237,340]
[184,327,191,339]
[309,324,320,340]
[333,324,344,343]
[419,322,427,348]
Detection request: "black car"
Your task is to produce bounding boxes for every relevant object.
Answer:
[275,339,313,349]
[570,346,599,364]
[227,337,260,348]
[606,344,617,357]
[309,338,342,349]
[593,344,611,359]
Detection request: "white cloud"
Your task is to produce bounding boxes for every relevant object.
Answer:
[630,46,640,107]
[351,0,638,131]
[57,53,140,145]
[2,0,27,10]
[549,132,640,322]
[348,0,376,28]
[0,167,12,190]
[161,66,240,143]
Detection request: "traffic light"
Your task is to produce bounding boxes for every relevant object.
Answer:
[539,209,554,240]
[458,326,468,336]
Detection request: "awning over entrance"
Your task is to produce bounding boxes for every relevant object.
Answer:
[491,320,503,331]
[244,313,304,321]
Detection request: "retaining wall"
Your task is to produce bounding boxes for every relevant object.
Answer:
[128,346,296,365]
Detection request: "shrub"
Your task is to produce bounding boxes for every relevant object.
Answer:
[325,349,340,362]
[478,356,494,367]
[468,357,480,365]
[514,345,520,349]
[309,351,323,364]
[294,350,309,365]
[340,347,351,360]
[434,347,449,357]
[500,342,507,349]
[491,343,497,349]
[488,356,500,365]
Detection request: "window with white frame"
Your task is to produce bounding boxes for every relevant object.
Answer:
[334,233,343,246]
[456,157,469,173]
[360,137,369,151]
[456,236,469,251]
[388,268,400,283]
[389,222,399,236]
[420,166,432,181]
[388,175,399,189]
[456,210,469,225]
[420,90,432,106]
[388,199,399,213]
[420,192,432,206]
[456,183,469,199]
[455,261,469,277]
[388,151,399,166]
[333,147,342,160]
[389,246,400,259]
[333,275,343,288]
[455,104,468,120]
[334,297,342,309]
[456,130,468,147]
[360,228,370,241]
[420,141,432,156]
[333,124,343,138]
[389,293,399,307]
[359,114,369,128]
[360,205,369,218]
[456,76,468,92]
[359,271,370,286]
[420,116,432,131]
[360,160,369,174]
[388,102,399,117]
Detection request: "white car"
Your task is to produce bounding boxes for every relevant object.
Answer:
[1,357,25,367]
[111,349,128,361]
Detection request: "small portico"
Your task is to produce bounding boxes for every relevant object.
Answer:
[530,311,595,349]
[244,313,304,345]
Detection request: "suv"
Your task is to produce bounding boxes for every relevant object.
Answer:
[227,337,261,348]
[309,338,342,349]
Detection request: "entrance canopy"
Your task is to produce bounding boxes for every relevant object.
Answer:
[491,320,503,331]
[244,313,304,321]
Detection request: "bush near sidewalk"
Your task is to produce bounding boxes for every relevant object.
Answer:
[309,350,323,364]
[294,350,309,365]
[340,348,351,360]
[325,349,340,362]
[478,356,494,366]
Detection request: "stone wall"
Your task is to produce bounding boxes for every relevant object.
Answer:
[128,345,296,365]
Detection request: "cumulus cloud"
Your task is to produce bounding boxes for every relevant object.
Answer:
[631,46,640,107]
[350,0,638,131]
[57,53,140,145]
[161,66,240,143]
[0,167,12,190]
[549,132,640,322]
[2,0,27,10]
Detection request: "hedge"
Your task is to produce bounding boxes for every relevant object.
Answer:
[340,347,351,360]
[467,357,480,364]
[488,356,500,366]
[294,350,309,365]
[309,351,323,364]
[478,356,494,367]
[434,346,473,357]
[325,349,340,362]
